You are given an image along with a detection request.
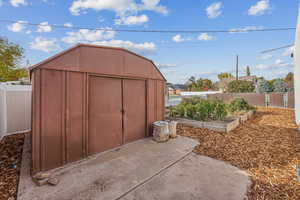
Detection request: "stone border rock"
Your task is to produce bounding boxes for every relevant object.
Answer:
[170,110,255,133]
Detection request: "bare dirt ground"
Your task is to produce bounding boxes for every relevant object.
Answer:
[178,107,300,200]
[0,134,24,200]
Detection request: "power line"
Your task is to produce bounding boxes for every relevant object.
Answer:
[260,44,294,54]
[0,19,296,34]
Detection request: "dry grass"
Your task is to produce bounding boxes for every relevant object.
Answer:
[178,107,300,200]
[0,134,24,200]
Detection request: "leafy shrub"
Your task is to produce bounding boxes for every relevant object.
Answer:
[227,80,255,93]
[227,98,254,114]
[170,98,227,121]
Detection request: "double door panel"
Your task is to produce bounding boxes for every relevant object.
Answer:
[88,76,146,155]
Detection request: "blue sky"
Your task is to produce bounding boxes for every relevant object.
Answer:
[0,0,299,83]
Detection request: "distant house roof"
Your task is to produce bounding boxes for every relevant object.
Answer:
[173,84,187,90]
[239,75,257,82]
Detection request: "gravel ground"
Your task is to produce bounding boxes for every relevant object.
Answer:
[178,107,300,200]
[0,134,24,200]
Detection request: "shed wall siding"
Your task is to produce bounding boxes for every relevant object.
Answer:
[41,69,65,170]
[80,46,124,76]
[147,80,156,136]
[66,71,85,162]
[42,48,80,71]
[32,69,41,173]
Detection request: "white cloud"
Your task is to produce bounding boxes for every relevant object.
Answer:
[206,2,222,19]
[62,29,116,44]
[63,22,73,27]
[160,68,176,74]
[25,30,31,34]
[115,14,149,25]
[30,37,61,52]
[172,34,185,43]
[253,60,292,70]
[98,16,105,23]
[259,53,272,60]
[0,1,3,6]
[93,40,157,55]
[7,21,27,32]
[37,22,52,32]
[229,26,264,33]
[282,46,294,57]
[10,0,27,7]
[157,63,177,68]
[69,0,168,16]
[275,59,285,65]
[248,0,270,16]
[198,33,214,41]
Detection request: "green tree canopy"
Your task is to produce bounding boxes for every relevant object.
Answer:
[218,73,234,80]
[186,77,214,91]
[273,79,288,93]
[227,80,255,93]
[285,72,294,82]
[257,79,273,93]
[0,37,28,82]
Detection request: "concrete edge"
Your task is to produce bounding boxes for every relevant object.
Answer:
[17,133,31,199]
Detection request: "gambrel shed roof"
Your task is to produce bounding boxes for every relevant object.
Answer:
[29,43,166,81]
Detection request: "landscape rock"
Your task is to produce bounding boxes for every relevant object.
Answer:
[32,177,48,186]
[47,177,59,186]
[33,172,51,180]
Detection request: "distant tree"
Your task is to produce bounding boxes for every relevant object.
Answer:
[186,77,214,91]
[285,72,294,82]
[201,78,214,91]
[257,79,273,93]
[273,79,288,92]
[218,73,234,80]
[184,76,195,91]
[0,37,27,82]
[188,76,196,83]
[284,72,294,91]
[227,80,255,93]
[246,66,251,76]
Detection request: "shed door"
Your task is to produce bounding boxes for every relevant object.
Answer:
[88,76,123,155]
[123,79,146,143]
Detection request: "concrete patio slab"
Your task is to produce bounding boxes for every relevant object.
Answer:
[18,135,251,200]
[18,135,198,200]
[122,153,251,200]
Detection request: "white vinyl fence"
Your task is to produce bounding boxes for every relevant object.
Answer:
[0,84,31,139]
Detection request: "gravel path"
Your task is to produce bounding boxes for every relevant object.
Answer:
[0,134,24,200]
[178,107,300,200]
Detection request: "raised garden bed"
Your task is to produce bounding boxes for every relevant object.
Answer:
[168,98,255,132]
[171,110,254,133]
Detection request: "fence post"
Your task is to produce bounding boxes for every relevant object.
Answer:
[283,93,288,108]
[265,93,270,107]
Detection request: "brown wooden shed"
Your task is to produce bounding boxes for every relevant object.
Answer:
[30,44,166,173]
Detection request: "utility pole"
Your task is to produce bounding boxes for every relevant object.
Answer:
[236,54,239,81]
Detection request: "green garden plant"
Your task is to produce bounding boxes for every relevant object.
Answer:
[170,98,228,121]
[227,98,255,114]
